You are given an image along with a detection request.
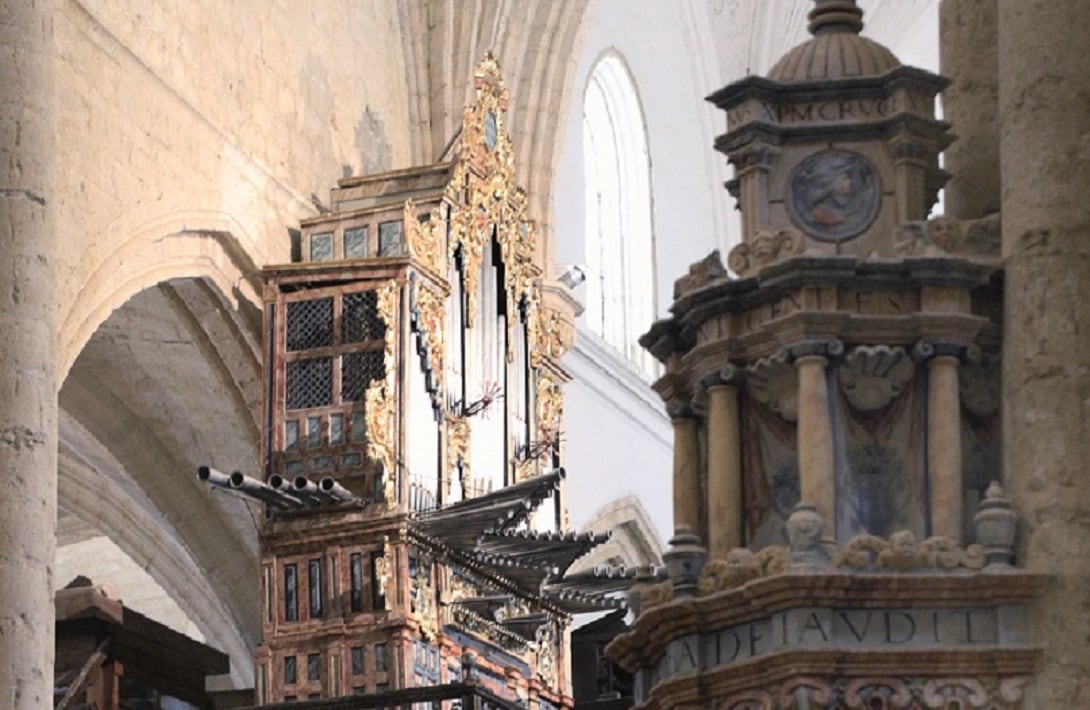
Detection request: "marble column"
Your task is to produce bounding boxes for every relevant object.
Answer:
[0,1,57,707]
[703,367,744,560]
[919,343,965,542]
[940,0,1000,219]
[669,407,702,540]
[998,2,1090,704]
[791,342,840,538]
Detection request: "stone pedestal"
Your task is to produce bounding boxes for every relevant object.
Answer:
[0,1,57,706]
[998,1,1090,704]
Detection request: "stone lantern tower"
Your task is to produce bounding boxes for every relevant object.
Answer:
[608,3,1042,707]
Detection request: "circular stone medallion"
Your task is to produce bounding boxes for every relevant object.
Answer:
[788,150,880,242]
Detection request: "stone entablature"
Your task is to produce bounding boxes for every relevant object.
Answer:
[609,570,1042,709]
[648,255,1001,371]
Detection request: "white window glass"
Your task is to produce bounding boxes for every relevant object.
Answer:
[583,53,656,376]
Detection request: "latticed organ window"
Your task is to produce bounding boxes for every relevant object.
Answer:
[307,654,320,682]
[287,298,334,351]
[281,289,387,445]
[342,291,384,343]
[286,358,333,410]
[342,350,385,402]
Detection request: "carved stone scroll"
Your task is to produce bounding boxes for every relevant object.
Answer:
[727,228,805,276]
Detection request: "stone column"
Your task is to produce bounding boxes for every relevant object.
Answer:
[917,342,965,542]
[998,2,1090,704]
[0,1,56,708]
[790,341,841,538]
[940,0,1000,219]
[702,367,744,560]
[669,406,702,540]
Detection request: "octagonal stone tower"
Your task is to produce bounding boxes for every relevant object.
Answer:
[709,0,950,264]
[609,3,1040,708]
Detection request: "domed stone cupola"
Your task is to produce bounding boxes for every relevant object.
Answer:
[768,1,900,82]
[707,0,950,271]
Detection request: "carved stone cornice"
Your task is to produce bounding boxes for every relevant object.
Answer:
[608,570,1046,674]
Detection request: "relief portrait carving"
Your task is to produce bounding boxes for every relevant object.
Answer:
[789,150,880,242]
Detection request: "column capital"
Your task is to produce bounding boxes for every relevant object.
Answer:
[787,338,844,363]
[912,339,979,363]
[698,364,745,391]
[666,402,696,420]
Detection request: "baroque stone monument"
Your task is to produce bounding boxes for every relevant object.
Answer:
[609,2,1040,707]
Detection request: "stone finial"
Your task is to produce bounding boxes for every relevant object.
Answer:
[973,480,1017,567]
[786,502,830,569]
[624,564,659,617]
[662,525,707,597]
[673,250,727,299]
[808,0,864,36]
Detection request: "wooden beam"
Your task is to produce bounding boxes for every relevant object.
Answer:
[55,638,109,710]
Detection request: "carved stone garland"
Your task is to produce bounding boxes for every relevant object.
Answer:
[535,620,558,687]
[711,674,1028,709]
[373,536,394,602]
[410,550,439,641]
[365,280,400,503]
[404,198,447,276]
[409,275,446,412]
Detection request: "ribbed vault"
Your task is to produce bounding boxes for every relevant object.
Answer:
[57,277,263,687]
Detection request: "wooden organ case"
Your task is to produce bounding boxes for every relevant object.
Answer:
[248,56,615,708]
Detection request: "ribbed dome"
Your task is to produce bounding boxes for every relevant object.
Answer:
[768,1,900,82]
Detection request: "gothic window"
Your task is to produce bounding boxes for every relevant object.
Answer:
[583,52,656,376]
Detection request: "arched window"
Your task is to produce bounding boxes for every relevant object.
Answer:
[583,52,656,376]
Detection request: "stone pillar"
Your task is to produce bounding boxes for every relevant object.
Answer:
[702,367,744,560]
[919,343,965,541]
[0,1,56,708]
[940,0,1000,219]
[790,342,840,538]
[669,407,701,540]
[998,2,1090,704]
